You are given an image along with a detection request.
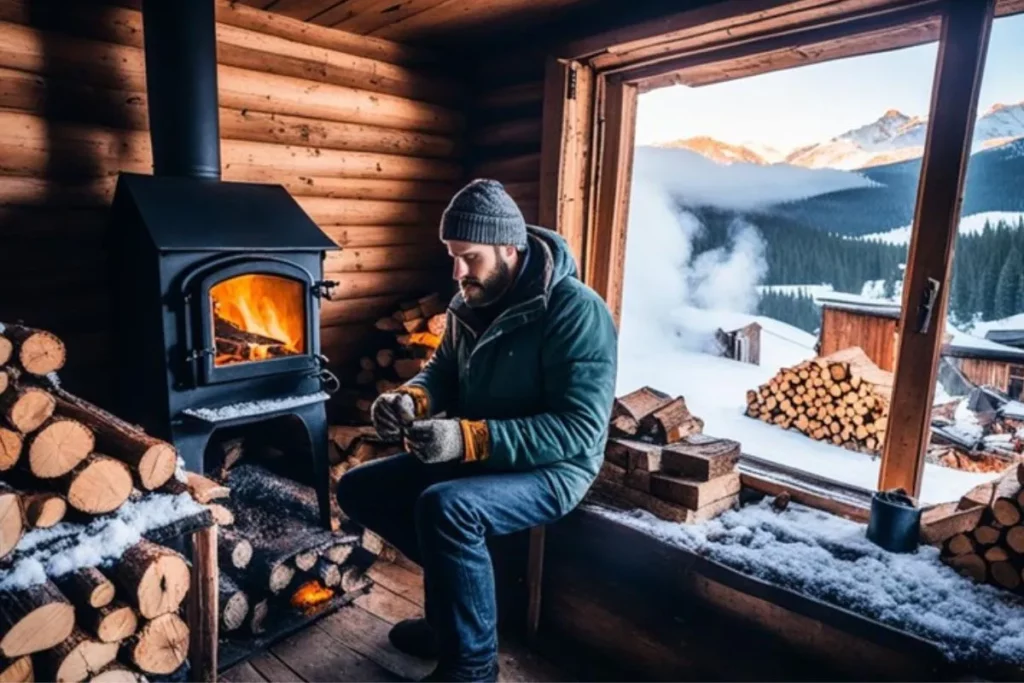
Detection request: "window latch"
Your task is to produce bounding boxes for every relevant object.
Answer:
[916,277,941,334]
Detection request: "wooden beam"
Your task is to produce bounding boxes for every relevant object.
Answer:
[525,525,545,645]
[188,525,219,682]
[539,57,594,268]
[585,78,637,326]
[879,0,995,495]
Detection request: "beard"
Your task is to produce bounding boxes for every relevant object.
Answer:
[460,258,514,308]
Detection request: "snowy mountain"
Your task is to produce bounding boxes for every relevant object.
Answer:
[654,136,770,165]
[975,102,1024,149]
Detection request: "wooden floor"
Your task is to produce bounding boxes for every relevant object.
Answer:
[220,557,566,683]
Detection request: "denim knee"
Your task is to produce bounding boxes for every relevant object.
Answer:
[415,484,483,538]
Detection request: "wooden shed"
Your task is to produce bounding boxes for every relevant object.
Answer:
[3,1,1024,682]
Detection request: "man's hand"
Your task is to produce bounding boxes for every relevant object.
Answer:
[405,419,464,464]
[370,392,416,441]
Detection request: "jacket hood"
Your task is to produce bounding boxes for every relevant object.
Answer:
[526,224,578,295]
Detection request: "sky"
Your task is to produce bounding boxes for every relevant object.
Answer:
[634,13,1024,152]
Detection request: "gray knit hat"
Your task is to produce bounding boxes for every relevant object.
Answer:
[439,179,527,248]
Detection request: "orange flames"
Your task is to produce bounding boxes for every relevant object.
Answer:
[290,580,335,610]
[210,274,305,365]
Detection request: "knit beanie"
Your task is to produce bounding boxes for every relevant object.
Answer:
[439,179,527,248]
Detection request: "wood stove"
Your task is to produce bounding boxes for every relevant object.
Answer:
[108,0,339,528]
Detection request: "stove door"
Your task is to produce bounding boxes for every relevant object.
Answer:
[184,256,319,385]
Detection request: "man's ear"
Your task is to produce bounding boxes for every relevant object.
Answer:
[500,245,518,260]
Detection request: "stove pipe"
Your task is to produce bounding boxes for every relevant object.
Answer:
[141,0,221,180]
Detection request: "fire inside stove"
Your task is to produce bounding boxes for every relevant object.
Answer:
[290,579,335,611]
[211,274,306,365]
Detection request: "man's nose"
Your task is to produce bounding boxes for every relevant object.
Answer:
[452,259,467,280]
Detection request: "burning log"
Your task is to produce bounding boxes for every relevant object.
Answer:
[52,388,177,491]
[53,568,115,610]
[57,455,133,515]
[0,581,75,657]
[0,482,24,561]
[0,427,22,472]
[3,324,65,376]
[119,613,189,676]
[25,417,95,479]
[290,580,335,610]
[21,491,66,528]
[79,602,138,644]
[218,574,249,633]
[0,654,31,683]
[34,627,118,683]
[114,540,190,619]
[1,386,55,433]
[218,529,253,570]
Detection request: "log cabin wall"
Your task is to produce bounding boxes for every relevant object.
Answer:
[467,52,546,225]
[952,357,1012,393]
[819,307,899,372]
[0,0,466,406]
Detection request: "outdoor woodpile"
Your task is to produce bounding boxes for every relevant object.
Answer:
[589,386,742,524]
[0,322,202,680]
[745,347,892,455]
[339,292,447,424]
[922,463,1024,595]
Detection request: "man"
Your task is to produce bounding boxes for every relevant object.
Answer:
[336,178,618,682]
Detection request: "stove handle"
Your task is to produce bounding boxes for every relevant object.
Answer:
[312,280,339,300]
[313,353,340,394]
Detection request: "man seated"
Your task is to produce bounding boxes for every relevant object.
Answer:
[336,178,618,682]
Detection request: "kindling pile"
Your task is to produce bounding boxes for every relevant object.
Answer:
[589,386,742,524]
[745,347,892,455]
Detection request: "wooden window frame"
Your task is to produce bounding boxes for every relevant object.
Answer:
[539,0,1001,499]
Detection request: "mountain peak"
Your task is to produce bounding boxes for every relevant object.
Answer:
[653,136,769,165]
[882,108,908,119]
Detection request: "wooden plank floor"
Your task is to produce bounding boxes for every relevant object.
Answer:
[221,557,567,683]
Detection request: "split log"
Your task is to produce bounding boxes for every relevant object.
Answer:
[25,417,94,479]
[1,386,55,433]
[52,389,176,490]
[0,482,24,560]
[945,533,975,556]
[184,473,229,504]
[322,543,354,565]
[87,663,147,682]
[34,627,117,683]
[609,386,672,436]
[649,472,742,511]
[314,558,341,588]
[340,565,372,594]
[1006,525,1024,554]
[3,325,65,376]
[57,455,133,515]
[248,599,268,635]
[991,475,1022,527]
[589,478,738,525]
[79,601,137,644]
[21,491,66,528]
[0,654,31,682]
[638,397,703,444]
[990,561,1021,591]
[294,550,318,572]
[218,529,253,570]
[946,553,987,583]
[973,525,1002,546]
[218,574,248,633]
[660,435,740,481]
[118,613,189,676]
[53,568,115,610]
[603,438,660,470]
[114,540,190,619]
[918,503,985,545]
[0,427,21,472]
[0,581,75,657]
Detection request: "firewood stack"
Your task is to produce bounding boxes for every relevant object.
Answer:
[588,386,742,524]
[922,463,1024,595]
[744,347,892,455]
[341,293,447,424]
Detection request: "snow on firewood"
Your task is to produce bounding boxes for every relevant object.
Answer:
[0,493,204,592]
[589,499,1024,666]
[182,391,329,422]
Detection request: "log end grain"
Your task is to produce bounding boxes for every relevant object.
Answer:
[28,418,94,479]
[0,485,24,561]
[117,542,191,620]
[15,329,66,376]
[0,336,12,366]
[93,603,139,643]
[5,388,56,434]
[0,654,32,682]
[0,428,22,472]
[122,612,189,675]
[137,443,178,491]
[88,664,148,683]
[221,591,249,633]
[0,583,75,657]
[23,492,66,529]
[66,456,133,515]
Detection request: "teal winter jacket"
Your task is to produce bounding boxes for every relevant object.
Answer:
[399,226,618,514]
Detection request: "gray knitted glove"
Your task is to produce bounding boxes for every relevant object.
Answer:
[370,392,416,441]
[405,419,464,464]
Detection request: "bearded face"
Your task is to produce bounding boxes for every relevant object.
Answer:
[446,241,519,308]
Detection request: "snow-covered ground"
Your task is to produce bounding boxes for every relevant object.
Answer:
[862,211,1024,245]
[971,312,1024,337]
[591,500,1024,666]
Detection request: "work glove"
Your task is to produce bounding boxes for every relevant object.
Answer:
[370,391,416,441]
[405,419,464,464]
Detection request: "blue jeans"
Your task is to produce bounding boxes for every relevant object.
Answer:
[335,453,564,677]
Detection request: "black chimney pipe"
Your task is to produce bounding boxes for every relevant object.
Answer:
[141,0,221,180]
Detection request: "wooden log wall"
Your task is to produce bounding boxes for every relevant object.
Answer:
[953,357,1012,394]
[819,307,899,372]
[0,0,465,405]
[467,52,545,224]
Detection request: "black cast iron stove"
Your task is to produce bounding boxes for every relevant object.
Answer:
[108,0,338,527]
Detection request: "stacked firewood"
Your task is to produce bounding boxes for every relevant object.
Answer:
[0,539,193,680]
[588,386,741,524]
[744,347,892,455]
[921,463,1024,594]
[344,293,447,424]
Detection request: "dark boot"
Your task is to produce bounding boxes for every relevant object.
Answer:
[419,660,499,682]
[389,618,439,660]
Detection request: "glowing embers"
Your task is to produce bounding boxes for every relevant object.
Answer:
[289,579,334,611]
[210,274,305,365]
